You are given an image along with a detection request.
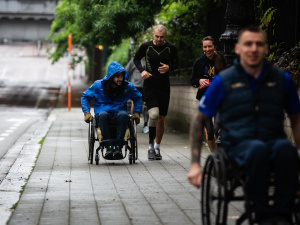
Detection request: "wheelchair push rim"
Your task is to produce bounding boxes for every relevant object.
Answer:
[128,119,138,164]
[201,153,229,225]
[88,117,96,164]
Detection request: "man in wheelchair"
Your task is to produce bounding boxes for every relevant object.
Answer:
[188,26,300,225]
[81,61,142,160]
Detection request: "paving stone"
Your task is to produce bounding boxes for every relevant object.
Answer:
[6,108,244,225]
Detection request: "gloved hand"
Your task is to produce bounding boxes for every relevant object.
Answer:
[84,112,93,123]
[132,112,140,124]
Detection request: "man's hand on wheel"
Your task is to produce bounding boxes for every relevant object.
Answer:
[132,113,140,124]
[84,112,93,123]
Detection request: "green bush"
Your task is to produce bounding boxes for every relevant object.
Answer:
[272,42,300,88]
[104,38,130,75]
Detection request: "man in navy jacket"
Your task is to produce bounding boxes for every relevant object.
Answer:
[188,27,300,225]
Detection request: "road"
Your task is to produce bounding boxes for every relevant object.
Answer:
[0,43,88,223]
[0,43,71,158]
[0,42,88,153]
[0,42,87,134]
[0,43,69,108]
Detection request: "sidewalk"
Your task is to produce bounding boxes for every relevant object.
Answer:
[7,108,205,225]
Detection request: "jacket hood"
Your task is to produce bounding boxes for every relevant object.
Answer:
[103,61,129,81]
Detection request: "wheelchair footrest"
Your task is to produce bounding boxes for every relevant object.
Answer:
[100,142,128,160]
[103,151,124,160]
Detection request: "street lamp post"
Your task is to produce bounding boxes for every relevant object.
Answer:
[219,0,255,67]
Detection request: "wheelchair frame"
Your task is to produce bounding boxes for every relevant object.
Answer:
[88,115,138,165]
[201,147,300,225]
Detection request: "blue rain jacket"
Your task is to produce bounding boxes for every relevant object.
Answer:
[81,61,142,115]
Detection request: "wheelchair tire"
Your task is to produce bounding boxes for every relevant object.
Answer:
[134,120,138,161]
[95,153,99,165]
[294,193,300,224]
[129,119,136,164]
[88,118,95,164]
[201,154,229,225]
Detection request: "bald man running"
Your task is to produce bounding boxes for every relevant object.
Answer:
[134,25,178,160]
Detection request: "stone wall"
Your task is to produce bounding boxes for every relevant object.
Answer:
[166,85,198,133]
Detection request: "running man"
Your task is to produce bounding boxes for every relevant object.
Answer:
[134,24,178,160]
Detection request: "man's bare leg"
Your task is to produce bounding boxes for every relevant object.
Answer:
[155,115,165,144]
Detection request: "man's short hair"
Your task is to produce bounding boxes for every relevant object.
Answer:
[153,25,167,34]
[202,36,216,46]
[238,26,267,42]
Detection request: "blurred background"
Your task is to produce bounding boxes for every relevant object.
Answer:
[0,0,299,137]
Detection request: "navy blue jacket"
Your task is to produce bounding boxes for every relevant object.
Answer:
[219,59,286,148]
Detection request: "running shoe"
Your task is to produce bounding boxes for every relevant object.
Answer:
[104,146,114,160]
[148,143,155,160]
[142,126,149,133]
[113,146,123,160]
[155,147,162,160]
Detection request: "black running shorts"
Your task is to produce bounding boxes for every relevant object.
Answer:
[144,88,170,116]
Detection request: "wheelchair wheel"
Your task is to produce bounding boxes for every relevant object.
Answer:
[88,118,95,164]
[128,119,137,164]
[294,191,300,224]
[95,153,99,165]
[201,154,229,225]
[133,120,138,161]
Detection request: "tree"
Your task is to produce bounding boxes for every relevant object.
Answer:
[47,0,82,64]
[48,0,167,64]
[48,0,229,79]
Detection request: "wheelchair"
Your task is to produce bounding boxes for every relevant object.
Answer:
[87,114,138,165]
[201,147,300,225]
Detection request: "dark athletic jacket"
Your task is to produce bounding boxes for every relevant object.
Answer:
[191,52,225,100]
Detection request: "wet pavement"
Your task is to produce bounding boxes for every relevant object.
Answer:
[0,112,55,224]
[0,107,244,225]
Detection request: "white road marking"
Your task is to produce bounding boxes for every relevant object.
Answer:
[1,65,7,79]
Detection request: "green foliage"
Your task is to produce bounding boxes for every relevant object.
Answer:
[255,0,277,39]
[48,0,169,79]
[90,0,163,46]
[49,0,165,47]
[255,0,277,28]
[115,0,227,73]
[159,0,226,68]
[272,42,300,87]
[38,137,45,145]
[47,0,83,63]
[260,7,277,29]
[49,0,229,78]
[255,0,278,60]
[104,38,130,75]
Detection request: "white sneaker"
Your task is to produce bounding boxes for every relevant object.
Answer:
[142,126,149,133]
[154,147,162,160]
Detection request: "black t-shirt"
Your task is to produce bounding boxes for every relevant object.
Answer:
[134,41,178,91]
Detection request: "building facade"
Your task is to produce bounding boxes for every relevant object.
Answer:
[0,0,57,42]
